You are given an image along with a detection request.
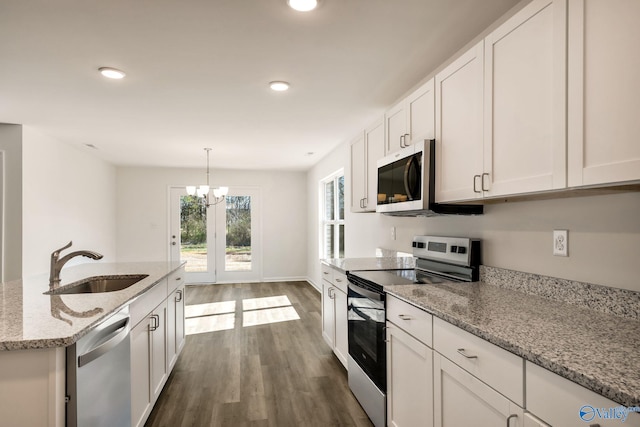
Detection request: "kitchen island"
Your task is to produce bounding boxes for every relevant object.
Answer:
[0,261,185,427]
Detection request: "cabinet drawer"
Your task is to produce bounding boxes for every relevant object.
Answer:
[433,317,523,405]
[333,272,348,293]
[526,362,640,427]
[321,263,334,284]
[387,295,433,347]
[167,267,185,293]
[130,278,168,327]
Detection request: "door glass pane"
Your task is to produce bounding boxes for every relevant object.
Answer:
[324,181,335,220]
[338,224,345,258]
[225,195,251,272]
[180,195,207,272]
[338,176,344,220]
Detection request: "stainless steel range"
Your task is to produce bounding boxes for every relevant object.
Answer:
[346,235,480,427]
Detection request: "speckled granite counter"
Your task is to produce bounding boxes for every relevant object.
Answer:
[385,280,640,407]
[0,261,184,351]
[322,257,415,274]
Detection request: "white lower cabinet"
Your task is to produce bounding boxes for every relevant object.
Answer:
[526,362,640,427]
[167,284,186,370]
[131,300,168,427]
[131,266,186,427]
[321,269,348,368]
[523,413,550,427]
[434,354,524,427]
[131,315,152,427]
[386,322,433,427]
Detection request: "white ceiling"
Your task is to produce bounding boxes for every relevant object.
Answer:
[0,0,521,170]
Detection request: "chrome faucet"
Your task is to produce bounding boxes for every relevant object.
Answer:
[49,241,103,291]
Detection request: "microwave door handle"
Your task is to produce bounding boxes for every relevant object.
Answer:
[403,156,418,198]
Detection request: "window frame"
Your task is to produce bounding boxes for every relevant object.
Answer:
[319,170,345,259]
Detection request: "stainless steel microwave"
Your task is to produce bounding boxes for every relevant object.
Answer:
[376,140,483,216]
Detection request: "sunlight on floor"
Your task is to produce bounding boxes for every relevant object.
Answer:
[185,295,299,335]
[243,306,300,327]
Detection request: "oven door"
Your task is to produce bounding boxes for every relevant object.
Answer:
[347,282,386,392]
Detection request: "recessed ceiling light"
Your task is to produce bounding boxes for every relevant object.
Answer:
[98,67,126,79]
[287,0,318,12]
[269,81,290,91]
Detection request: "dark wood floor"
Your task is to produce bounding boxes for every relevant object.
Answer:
[145,281,373,427]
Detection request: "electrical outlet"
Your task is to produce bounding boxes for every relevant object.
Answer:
[391,226,396,241]
[553,230,568,256]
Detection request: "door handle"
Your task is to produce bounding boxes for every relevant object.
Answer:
[473,175,482,194]
[149,314,159,331]
[172,242,177,246]
[506,414,518,427]
[175,289,183,302]
[457,348,478,359]
[400,134,405,148]
[78,317,130,367]
[482,172,490,192]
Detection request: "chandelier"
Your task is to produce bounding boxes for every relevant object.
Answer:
[186,148,228,207]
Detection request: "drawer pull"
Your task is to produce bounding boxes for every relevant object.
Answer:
[176,277,182,281]
[335,278,342,283]
[323,271,329,275]
[457,348,478,359]
[398,314,413,320]
[506,414,518,427]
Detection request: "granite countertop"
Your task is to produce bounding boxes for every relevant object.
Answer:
[385,281,640,407]
[0,261,184,351]
[322,256,415,274]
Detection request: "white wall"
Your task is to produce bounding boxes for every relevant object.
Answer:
[0,124,23,281]
[116,167,307,281]
[307,139,640,293]
[21,127,117,278]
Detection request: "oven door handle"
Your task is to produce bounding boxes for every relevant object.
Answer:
[348,282,384,302]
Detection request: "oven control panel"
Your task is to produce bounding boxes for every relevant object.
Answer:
[412,235,480,267]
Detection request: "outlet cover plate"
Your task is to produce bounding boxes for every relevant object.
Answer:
[553,230,568,256]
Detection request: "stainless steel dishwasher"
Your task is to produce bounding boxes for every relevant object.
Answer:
[66,306,132,427]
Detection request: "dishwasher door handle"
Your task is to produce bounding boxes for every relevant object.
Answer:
[78,317,130,368]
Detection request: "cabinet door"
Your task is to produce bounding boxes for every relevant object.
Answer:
[407,78,435,146]
[567,0,640,186]
[350,131,367,212]
[131,318,152,427]
[386,100,407,154]
[387,323,433,427]
[365,118,385,211]
[166,291,177,370]
[321,281,335,349]
[434,354,523,427]
[175,285,186,356]
[484,0,567,197]
[333,287,348,368]
[150,301,167,400]
[435,42,485,202]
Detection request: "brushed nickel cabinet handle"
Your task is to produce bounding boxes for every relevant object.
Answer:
[398,314,413,320]
[457,348,478,359]
[482,172,490,192]
[473,175,482,193]
[400,134,405,148]
[506,414,518,427]
[175,289,183,302]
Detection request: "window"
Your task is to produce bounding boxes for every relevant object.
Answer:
[320,171,344,259]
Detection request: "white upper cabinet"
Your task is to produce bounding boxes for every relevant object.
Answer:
[484,0,567,197]
[436,0,567,203]
[435,42,485,202]
[567,0,640,187]
[350,118,385,212]
[350,131,366,212]
[385,78,435,154]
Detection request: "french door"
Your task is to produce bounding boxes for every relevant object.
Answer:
[170,186,261,284]
[170,187,216,283]
[215,187,261,283]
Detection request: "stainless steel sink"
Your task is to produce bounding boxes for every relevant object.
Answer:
[47,274,149,295]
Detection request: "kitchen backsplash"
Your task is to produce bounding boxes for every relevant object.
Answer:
[480,266,640,321]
